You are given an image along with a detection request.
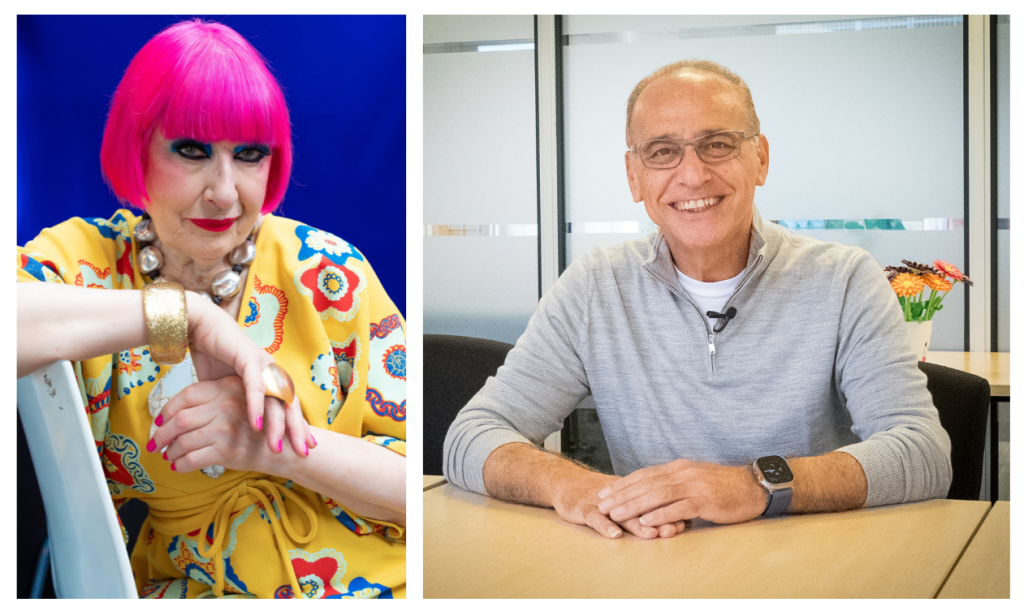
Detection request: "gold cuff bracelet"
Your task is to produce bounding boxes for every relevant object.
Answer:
[142,282,188,365]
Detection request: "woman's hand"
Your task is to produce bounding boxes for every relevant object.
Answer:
[184,292,307,453]
[150,375,316,473]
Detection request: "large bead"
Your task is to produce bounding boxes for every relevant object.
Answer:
[138,245,163,275]
[211,269,242,299]
[229,240,256,266]
[133,218,157,243]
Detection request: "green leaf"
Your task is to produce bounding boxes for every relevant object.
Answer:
[910,302,925,319]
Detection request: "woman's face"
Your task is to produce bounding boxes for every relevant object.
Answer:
[144,129,271,263]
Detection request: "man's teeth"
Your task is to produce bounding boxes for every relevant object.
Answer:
[675,197,721,211]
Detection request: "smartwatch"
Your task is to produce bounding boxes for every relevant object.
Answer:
[752,455,795,517]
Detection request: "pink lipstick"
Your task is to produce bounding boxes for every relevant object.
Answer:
[188,217,238,232]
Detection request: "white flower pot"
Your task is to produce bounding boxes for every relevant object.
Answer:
[904,320,934,361]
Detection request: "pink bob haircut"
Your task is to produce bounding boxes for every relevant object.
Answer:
[100,20,292,213]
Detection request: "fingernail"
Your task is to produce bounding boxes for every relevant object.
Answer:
[597,500,611,512]
[310,434,317,447]
[146,439,156,453]
[609,528,621,538]
[162,450,167,460]
[642,527,656,536]
[598,488,610,499]
[639,515,650,526]
[170,462,176,471]
[304,442,309,456]
[610,508,624,520]
[154,414,164,426]
[277,439,283,453]
[256,417,262,431]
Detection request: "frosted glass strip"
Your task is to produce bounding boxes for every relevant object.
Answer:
[565,15,961,45]
[565,15,895,35]
[424,15,533,44]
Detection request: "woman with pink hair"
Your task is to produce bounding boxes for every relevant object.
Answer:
[17,20,405,598]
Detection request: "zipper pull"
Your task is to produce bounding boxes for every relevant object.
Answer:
[708,333,716,355]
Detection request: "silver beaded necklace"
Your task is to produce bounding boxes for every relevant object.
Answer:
[133,211,256,304]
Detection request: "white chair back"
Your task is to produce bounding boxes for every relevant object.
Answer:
[17,360,137,598]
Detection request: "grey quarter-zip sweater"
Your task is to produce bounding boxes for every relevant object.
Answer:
[444,206,952,507]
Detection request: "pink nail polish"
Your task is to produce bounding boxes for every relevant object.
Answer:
[146,439,156,453]
[310,434,317,447]
[154,414,164,426]
[277,439,283,453]
[170,462,176,471]
[162,450,168,460]
[256,416,262,431]
[304,442,309,456]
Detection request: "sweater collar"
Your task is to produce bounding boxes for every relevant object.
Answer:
[643,204,771,289]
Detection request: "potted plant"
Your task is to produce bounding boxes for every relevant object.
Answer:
[885,259,973,361]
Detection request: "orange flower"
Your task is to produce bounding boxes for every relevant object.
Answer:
[922,273,953,292]
[891,273,925,298]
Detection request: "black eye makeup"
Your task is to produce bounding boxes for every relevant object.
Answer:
[169,138,213,160]
[233,144,272,163]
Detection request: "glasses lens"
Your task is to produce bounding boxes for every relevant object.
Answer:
[696,132,743,160]
[639,140,682,167]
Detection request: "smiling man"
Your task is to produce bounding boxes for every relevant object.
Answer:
[443,60,951,540]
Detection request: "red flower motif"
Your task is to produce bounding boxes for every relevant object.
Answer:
[295,257,365,322]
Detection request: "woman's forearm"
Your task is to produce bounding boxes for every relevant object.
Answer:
[17,283,211,378]
[259,427,406,527]
[18,283,149,378]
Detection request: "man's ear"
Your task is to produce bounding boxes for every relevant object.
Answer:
[755,134,770,187]
[625,152,643,203]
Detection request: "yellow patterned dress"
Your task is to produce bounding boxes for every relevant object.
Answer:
[17,210,406,599]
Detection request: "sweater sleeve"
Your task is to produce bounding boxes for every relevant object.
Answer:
[832,251,952,506]
[443,256,594,495]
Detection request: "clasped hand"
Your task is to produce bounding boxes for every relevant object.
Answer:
[147,375,316,474]
[586,459,768,539]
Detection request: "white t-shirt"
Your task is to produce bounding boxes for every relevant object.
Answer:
[675,267,743,327]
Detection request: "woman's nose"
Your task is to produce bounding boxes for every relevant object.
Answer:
[205,155,238,208]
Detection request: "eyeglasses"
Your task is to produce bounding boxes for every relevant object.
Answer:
[630,130,759,169]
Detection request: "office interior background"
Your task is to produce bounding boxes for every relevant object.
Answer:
[423,15,1010,500]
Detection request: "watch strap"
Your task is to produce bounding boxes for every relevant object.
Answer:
[762,485,792,517]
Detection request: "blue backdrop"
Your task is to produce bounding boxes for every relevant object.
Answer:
[17,15,406,315]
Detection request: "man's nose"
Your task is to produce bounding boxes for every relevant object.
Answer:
[205,154,238,208]
[671,143,712,185]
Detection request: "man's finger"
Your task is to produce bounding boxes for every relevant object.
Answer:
[606,485,682,523]
[618,517,659,540]
[580,505,623,539]
[597,478,657,515]
[639,498,700,529]
[658,520,688,538]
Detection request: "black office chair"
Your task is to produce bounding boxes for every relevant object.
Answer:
[918,361,990,500]
[424,334,514,476]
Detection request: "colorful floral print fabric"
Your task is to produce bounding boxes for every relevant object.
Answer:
[17,210,406,598]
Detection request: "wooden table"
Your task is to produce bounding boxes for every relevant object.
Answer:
[927,351,1010,398]
[423,475,446,491]
[926,351,1010,501]
[424,484,990,598]
[938,501,1010,598]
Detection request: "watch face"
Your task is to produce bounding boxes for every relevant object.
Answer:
[756,455,794,485]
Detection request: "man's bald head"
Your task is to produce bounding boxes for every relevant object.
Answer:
[626,60,760,146]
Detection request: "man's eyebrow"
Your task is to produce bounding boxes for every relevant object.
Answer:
[647,127,734,140]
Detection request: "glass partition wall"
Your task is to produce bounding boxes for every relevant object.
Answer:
[423,16,539,345]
